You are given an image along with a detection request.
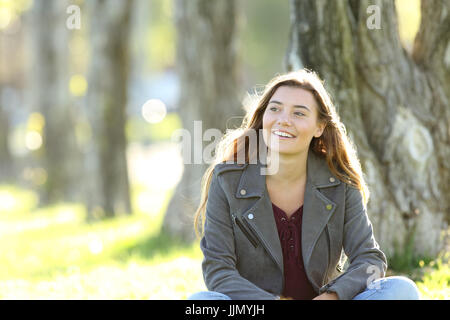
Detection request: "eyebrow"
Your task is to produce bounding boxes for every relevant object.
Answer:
[268,100,311,112]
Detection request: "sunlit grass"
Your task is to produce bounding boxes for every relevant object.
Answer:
[414,252,450,300]
[0,183,205,299]
[0,183,447,299]
[0,184,39,215]
[0,256,205,300]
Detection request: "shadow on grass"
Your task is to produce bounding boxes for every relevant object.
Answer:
[113,229,197,262]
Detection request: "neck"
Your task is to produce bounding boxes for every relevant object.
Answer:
[265,149,308,185]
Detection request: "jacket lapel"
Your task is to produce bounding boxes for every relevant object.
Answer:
[233,151,341,275]
[302,151,340,270]
[235,161,284,273]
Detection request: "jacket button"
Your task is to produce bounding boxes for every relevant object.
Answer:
[248,213,254,220]
[326,204,332,210]
[240,189,247,195]
[329,177,335,182]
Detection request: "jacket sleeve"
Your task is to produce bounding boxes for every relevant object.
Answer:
[200,168,279,300]
[319,184,388,300]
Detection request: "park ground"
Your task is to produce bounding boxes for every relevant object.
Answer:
[0,184,448,300]
[0,143,448,299]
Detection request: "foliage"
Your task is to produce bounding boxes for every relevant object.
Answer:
[414,252,450,300]
[388,225,420,273]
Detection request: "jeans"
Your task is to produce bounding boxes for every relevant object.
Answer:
[187,276,420,300]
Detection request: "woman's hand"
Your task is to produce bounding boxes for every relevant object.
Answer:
[312,292,339,300]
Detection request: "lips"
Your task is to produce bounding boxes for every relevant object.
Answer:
[272,129,296,138]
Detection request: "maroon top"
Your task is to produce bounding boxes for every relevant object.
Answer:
[272,202,317,300]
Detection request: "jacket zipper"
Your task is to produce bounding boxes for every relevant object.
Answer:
[322,225,332,285]
[232,214,259,248]
[232,213,285,294]
[242,215,284,294]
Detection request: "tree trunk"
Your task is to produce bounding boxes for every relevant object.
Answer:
[0,90,14,182]
[162,0,244,242]
[285,0,450,259]
[85,0,133,219]
[29,0,82,204]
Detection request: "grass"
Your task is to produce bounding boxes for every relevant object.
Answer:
[0,184,206,299]
[0,184,447,299]
[414,254,450,299]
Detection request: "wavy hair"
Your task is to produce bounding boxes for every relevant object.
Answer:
[194,69,369,239]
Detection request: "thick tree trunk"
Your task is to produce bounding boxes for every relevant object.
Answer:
[85,0,133,219]
[29,0,82,203]
[286,0,450,258]
[162,0,244,242]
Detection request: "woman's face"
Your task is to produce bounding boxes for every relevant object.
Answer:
[262,86,325,155]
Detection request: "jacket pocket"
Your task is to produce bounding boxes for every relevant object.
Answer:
[232,213,259,248]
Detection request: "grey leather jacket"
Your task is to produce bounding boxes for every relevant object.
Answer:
[200,150,387,300]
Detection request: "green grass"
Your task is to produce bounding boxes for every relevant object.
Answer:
[414,253,450,300]
[0,184,447,299]
[0,184,206,299]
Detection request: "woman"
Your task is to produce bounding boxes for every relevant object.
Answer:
[188,69,420,300]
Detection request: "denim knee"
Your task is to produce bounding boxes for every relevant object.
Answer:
[187,291,231,300]
[386,276,420,300]
[354,276,421,300]
[367,276,420,300]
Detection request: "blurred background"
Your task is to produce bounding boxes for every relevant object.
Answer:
[0,0,448,299]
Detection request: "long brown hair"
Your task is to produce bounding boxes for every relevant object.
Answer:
[194,69,369,239]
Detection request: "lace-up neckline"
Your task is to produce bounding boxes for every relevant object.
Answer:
[271,202,316,300]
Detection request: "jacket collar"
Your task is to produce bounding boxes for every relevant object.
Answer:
[235,150,340,199]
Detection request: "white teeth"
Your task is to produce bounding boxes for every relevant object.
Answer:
[273,130,294,138]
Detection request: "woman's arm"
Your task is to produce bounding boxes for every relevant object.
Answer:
[200,169,279,300]
[318,184,388,300]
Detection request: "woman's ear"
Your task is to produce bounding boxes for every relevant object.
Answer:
[315,122,325,138]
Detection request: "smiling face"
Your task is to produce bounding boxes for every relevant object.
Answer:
[262,85,325,155]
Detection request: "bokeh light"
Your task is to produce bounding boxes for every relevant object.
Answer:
[69,74,88,97]
[0,0,33,30]
[0,190,16,212]
[23,167,47,186]
[25,131,42,151]
[141,99,167,124]
[88,239,103,255]
[0,6,13,30]
[27,112,45,132]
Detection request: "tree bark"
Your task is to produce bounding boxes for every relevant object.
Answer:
[85,0,133,219]
[162,0,244,242]
[0,90,13,182]
[285,0,450,258]
[0,24,19,183]
[29,0,82,203]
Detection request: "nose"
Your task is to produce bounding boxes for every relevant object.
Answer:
[276,114,292,127]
